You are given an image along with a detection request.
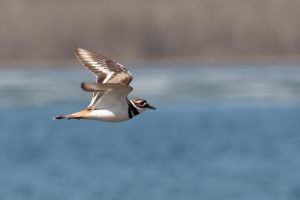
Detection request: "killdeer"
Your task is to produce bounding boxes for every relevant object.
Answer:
[53,48,156,122]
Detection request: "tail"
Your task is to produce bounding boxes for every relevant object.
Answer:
[52,115,73,120]
[53,109,91,120]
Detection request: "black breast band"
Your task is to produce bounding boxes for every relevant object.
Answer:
[128,101,139,119]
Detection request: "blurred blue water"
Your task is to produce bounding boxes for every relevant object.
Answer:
[1,65,300,200]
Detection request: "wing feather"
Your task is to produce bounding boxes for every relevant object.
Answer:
[81,82,133,110]
[75,48,133,85]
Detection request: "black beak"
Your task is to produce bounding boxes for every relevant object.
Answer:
[147,104,156,110]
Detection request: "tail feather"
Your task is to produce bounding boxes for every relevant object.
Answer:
[53,115,70,120]
[53,109,91,120]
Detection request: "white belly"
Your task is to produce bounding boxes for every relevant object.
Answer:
[88,109,129,122]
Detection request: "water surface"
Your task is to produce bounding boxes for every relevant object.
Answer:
[0,65,300,200]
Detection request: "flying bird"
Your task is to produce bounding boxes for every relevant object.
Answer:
[53,48,156,122]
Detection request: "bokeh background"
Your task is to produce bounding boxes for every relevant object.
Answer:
[1,1,300,200]
[1,0,300,61]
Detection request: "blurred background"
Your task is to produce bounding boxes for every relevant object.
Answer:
[1,0,300,200]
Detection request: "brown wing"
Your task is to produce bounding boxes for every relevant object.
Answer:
[75,48,133,85]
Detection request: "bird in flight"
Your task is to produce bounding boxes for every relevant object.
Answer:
[53,48,156,122]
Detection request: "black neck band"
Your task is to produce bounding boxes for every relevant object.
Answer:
[128,101,139,119]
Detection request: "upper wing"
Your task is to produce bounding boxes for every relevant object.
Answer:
[75,48,133,85]
[81,82,133,109]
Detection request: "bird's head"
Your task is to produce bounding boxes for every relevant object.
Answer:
[130,99,156,113]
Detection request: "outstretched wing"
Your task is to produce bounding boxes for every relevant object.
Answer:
[75,48,133,85]
[81,82,133,110]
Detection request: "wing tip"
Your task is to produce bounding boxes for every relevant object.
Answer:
[81,82,102,92]
[75,48,100,58]
[75,47,85,54]
[81,82,88,91]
